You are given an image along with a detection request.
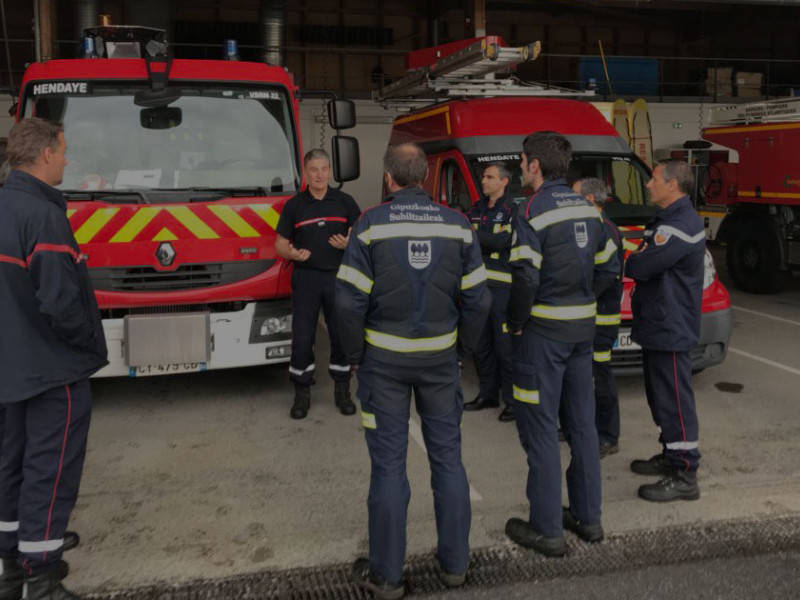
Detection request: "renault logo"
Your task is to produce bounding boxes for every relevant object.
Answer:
[156,242,176,267]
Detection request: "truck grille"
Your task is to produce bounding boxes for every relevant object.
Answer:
[89,260,274,292]
[610,345,706,370]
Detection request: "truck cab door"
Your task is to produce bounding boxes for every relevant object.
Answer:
[437,152,478,213]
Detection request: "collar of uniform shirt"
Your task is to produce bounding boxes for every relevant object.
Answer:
[3,169,67,211]
[654,194,692,220]
[302,185,337,203]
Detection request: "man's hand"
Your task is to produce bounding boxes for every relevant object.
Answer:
[329,227,352,250]
[289,243,311,262]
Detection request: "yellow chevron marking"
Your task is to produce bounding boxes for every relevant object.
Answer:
[66,209,77,219]
[110,207,161,243]
[208,205,259,237]
[623,240,640,251]
[249,204,280,230]
[74,208,119,244]
[165,206,220,239]
[153,227,178,241]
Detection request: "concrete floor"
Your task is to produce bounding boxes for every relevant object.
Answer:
[66,252,800,593]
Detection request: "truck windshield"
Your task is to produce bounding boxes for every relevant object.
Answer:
[22,83,300,195]
[468,153,656,226]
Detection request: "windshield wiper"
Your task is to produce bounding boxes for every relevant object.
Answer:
[151,186,273,197]
[62,190,151,204]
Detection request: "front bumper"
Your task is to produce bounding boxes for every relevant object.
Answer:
[611,307,732,376]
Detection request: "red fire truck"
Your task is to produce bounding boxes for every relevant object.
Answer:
[377,37,732,372]
[701,98,800,293]
[14,25,358,377]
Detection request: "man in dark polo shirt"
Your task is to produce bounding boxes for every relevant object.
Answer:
[276,148,362,420]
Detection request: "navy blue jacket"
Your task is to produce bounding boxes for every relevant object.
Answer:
[508,178,619,344]
[595,212,625,345]
[335,186,491,367]
[0,170,108,403]
[468,194,513,288]
[625,195,705,351]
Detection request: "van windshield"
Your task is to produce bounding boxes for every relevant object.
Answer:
[468,153,656,226]
[22,83,300,195]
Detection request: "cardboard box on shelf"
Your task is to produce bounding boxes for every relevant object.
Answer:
[706,67,732,97]
[736,71,763,98]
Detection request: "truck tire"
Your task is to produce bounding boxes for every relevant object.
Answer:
[726,221,789,294]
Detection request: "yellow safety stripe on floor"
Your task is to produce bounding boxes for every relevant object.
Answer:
[529,205,601,231]
[509,245,542,268]
[531,303,596,320]
[593,350,612,362]
[73,207,119,244]
[357,223,472,245]
[365,328,457,353]
[109,207,161,243]
[336,264,374,294]
[462,264,488,290]
[207,205,260,238]
[596,313,621,326]
[361,411,377,430]
[513,385,540,404]
[595,238,617,264]
[487,269,512,283]
[249,204,281,230]
[165,206,220,239]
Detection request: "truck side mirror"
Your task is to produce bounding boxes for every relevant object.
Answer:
[332,135,360,183]
[328,99,356,130]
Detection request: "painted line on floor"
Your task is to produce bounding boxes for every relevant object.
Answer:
[732,305,800,327]
[729,347,800,377]
[408,416,484,502]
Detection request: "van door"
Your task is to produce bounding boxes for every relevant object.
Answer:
[436,151,479,213]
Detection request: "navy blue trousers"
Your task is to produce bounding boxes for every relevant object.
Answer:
[289,268,351,386]
[642,349,700,471]
[472,286,513,406]
[593,341,620,445]
[514,330,601,538]
[0,380,91,575]
[356,352,470,585]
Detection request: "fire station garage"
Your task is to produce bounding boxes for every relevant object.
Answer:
[1,1,799,598]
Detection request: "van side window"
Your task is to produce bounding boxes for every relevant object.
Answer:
[440,159,472,213]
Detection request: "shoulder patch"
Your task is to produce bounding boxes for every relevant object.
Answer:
[654,229,672,246]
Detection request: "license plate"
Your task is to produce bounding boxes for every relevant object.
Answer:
[614,330,641,350]
[129,363,207,377]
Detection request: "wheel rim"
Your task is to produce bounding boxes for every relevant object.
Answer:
[740,241,760,273]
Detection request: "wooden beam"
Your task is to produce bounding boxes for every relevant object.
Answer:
[474,0,486,37]
[37,0,56,60]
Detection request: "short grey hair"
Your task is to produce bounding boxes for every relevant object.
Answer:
[576,177,608,203]
[484,161,511,182]
[304,148,330,167]
[7,118,64,168]
[656,159,694,196]
[383,143,427,187]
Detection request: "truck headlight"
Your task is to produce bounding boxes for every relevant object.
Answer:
[260,315,293,336]
[703,249,716,289]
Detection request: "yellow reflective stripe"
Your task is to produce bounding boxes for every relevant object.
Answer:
[462,264,487,290]
[513,385,540,404]
[357,223,471,245]
[472,223,479,230]
[623,239,640,252]
[66,209,77,219]
[208,205,260,237]
[531,303,597,320]
[336,264,373,294]
[365,328,457,353]
[501,322,508,333]
[530,205,601,231]
[594,350,612,362]
[361,411,377,430]
[486,269,512,283]
[492,223,511,234]
[73,208,119,244]
[165,206,220,239]
[490,252,500,259]
[595,238,617,264]
[109,207,161,243]
[152,227,177,241]
[596,313,621,326]
[509,245,542,268]
[249,204,281,230]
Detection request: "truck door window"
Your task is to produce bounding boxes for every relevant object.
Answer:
[440,159,472,213]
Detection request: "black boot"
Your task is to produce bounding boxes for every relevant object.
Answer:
[638,470,700,502]
[22,561,80,600]
[290,385,311,420]
[334,381,356,416]
[0,558,23,600]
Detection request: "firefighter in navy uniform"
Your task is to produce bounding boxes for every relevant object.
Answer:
[336,143,490,600]
[0,119,108,600]
[464,162,516,422]
[572,178,626,458]
[505,132,619,557]
[275,148,361,420]
[625,160,705,502]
